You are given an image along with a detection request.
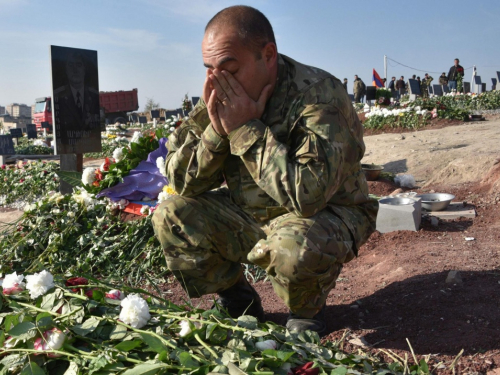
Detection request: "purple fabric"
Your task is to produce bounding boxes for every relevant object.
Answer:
[97,138,169,201]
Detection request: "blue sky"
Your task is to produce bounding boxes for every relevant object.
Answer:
[1,0,500,111]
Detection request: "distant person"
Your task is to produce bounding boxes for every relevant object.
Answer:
[439,72,448,86]
[412,74,416,80]
[421,73,433,98]
[396,76,405,98]
[388,76,396,95]
[447,58,464,91]
[353,75,366,103]
[343,78,348,92]
[53,51,100,132]
[416,76,421,91]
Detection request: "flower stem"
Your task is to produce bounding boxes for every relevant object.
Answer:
[194,333,217,358]
[16,302,60,317]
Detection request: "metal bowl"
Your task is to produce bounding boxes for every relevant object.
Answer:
[379,197,416,206]
[362,164,384,181]
[416,193,455,211]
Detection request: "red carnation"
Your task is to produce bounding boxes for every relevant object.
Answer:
[65,277,89,292]
[103,157,111,172]
[292,362,320,375]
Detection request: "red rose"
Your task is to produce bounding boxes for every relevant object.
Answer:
[85,288,98,299]
[103,157,111,172]
[19,179,25,183]
[292,362,320,375]
[1,165,5,169]
[65,277,89,292]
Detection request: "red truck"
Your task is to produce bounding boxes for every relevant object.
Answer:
[33,88,139,130]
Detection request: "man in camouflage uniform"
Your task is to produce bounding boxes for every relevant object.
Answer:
[439,72,448,86]
[152,5,378,335]
[421,73,433,98]
[353,75,366,103]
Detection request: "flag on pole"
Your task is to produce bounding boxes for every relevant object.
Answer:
[372,69,384,88]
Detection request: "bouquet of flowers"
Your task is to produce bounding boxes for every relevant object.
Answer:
[182,94,193,114]
[375,87,392,106]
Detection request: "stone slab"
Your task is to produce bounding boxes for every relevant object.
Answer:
[422,202,476,219]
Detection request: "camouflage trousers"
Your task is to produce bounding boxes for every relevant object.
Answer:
[152,189,356,318]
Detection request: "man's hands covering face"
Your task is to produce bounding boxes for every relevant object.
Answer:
[203,69,272,137]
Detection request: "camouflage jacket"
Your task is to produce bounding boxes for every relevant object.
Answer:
[164,54,378,251]
[421,76,433,88]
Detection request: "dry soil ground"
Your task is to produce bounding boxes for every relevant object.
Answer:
[162,116,500,374]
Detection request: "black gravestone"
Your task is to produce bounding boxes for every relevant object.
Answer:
[497,72,500,85]
[474,76,482,85]
[159,116,165,122]
[433,85,443,96]
[129,114,138,123]
[150,110,160,119]
[192,97,200,107]
[10,128,23,138]
[41,122,53,132]
[481,83,486,93]
[139,116,147,124]
[0,135,15,155]
[365,86,377,101]
[492,78,497,90]
[463,82,471,93]
[27,124,37,139]
[428,85,434,95]
[391,90,398,98]
[442,84,450,93]
[407,79,421,95]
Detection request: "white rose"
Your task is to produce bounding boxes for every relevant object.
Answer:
[255,339,277,351]
[67,211,75,218]
[119,294,151,328]
[113,147,124,162]
[25,270,55,299]
[34,328,65,353]
[2,272,25,295]
[140,205,150,216]
[179,320,192,337]
[169,127,175,132]
[82,167,96,186]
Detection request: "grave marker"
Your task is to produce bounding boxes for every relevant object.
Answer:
[192,97,200,107]
[365,86,377,101]
[9,128,23,138]
[492,78,497,90]
[442,84,450,93]
[481,83,486,93]
[428,85,434,95]
[433,84,443,96]
[159,116,165,122]
[0,135,15,166]
[27,124,37,139]
[150,110,160,119]
[139,116,147,124]
[463,82,471,93]
[407,79,421,96]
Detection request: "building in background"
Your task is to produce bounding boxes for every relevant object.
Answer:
[31,104,36,118]
[0,106,5,115]
[6,103,31,119]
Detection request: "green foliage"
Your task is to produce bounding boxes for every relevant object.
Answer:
[0,161,59,205]
[0,277,425,374]
[1,192,163,284]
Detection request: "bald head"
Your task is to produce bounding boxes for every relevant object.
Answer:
[205,5,276,58]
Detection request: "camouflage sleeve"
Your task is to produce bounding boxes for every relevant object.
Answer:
[228,78,362,218]
[164,99,229,196]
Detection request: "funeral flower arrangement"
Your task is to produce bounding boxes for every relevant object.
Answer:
[0,268,417,374]
[375,88,391,106]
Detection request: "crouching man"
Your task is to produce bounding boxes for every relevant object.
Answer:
[152,5,377,335]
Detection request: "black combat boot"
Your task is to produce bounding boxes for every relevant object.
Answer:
[286,305,327,335]
[214,273,265,322]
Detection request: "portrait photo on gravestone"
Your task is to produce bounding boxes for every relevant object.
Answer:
[50,45,102,154]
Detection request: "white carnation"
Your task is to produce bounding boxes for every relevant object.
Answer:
[140,205,150,216]
[25,270,54,299]
[255,339,277,351]
[113,147,124,162]
[119,294,151,328]
[82,167,96,186]
[169,127,175,132]
[130,131,142,144]
[156,157,167,177]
